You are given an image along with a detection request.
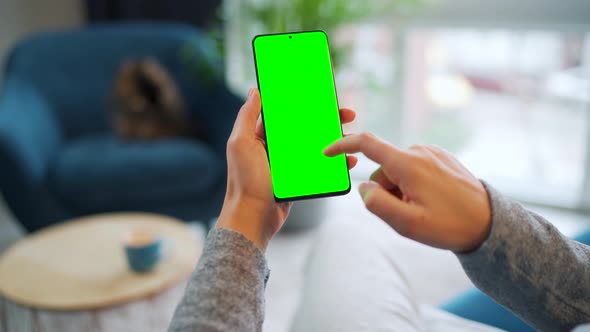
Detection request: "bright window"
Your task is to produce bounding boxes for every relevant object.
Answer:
[400,29,590,207]
[332,17,590,210]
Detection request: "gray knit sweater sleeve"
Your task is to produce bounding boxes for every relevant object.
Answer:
[168,228,269,332]
[457,183,590,331]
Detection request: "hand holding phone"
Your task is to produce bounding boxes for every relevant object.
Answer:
[216,88,357,251]
[252,30,351,201]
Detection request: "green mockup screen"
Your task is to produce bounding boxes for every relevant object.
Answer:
[252,31,350,201]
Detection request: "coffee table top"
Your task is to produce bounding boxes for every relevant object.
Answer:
[0,213,200,310]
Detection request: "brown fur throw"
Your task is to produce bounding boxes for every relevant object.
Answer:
[111,58,204,140]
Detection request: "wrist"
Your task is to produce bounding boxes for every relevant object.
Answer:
[215,197,274,252]
[458,180,493,253]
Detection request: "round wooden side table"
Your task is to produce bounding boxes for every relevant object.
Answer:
[0,213,202,332]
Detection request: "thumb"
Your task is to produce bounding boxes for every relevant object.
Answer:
[233,88,262,135]
[359,181,418,238]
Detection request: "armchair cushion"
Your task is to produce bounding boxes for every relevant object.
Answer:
[49,134,223,212]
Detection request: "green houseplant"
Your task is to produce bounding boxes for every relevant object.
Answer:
[237,0,423,68]
[221,0,425,93]
[240,0,422,33]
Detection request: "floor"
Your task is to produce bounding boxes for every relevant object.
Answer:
[0,185,588,332]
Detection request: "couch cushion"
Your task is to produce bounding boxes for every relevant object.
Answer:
[49,134,224,212]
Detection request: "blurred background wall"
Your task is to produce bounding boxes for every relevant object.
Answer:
[0,0,84,81]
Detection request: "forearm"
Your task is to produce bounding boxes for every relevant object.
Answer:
[457,183,590,331]
[168,228,269,332]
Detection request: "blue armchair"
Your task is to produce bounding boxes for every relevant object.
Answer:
[0,23,242,232]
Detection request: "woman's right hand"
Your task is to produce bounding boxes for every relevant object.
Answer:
[324,133,492,253]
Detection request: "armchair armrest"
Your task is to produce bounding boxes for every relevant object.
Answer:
[0,80,64,220]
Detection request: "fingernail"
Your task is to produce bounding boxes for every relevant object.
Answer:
[358,182,369,198]
[358,181,376,201]
[248,88,254,97]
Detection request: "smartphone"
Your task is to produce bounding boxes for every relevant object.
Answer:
[252,30,351,202]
